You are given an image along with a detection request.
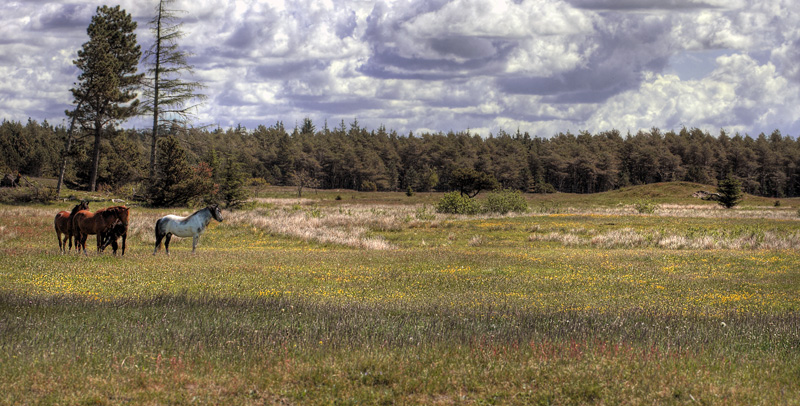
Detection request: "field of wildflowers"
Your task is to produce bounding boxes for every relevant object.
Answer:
[1,187,799,404]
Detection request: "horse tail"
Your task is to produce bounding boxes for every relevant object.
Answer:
[155,217,162,238]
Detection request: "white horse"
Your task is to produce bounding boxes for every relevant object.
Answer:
[153,205,223,255]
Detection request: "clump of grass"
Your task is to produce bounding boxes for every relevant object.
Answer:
[591,228,647,248]
[468,235,485,246]
[529,232,582,246]
[633,199,659,214]
[415,205,435,221]
[0,225,17,244]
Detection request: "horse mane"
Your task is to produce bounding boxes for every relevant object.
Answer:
[98,205,128,213]
[188,206,210,218]
[69,201,87,217]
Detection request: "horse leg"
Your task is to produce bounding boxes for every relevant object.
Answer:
[192,235,199,253]
[97,232,104,253]
[79,233,88,254]
[164,234,172,256]
[56,230,63,253]
[121,234,126,256]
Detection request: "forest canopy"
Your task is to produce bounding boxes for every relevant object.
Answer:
[2,117,799,198]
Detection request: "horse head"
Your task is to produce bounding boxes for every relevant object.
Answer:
[107,206,130,226]
[209,204,223,222]
[70,200,89,217]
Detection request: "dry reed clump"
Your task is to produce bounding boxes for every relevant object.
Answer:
[528,232,583,246]
[467,235,485,246]
[657,235,717,250]
[0,225,18,244]
[590,228,647,248]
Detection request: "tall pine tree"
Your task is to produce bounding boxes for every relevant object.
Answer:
[68,6,142,191]
[717,175,743,209]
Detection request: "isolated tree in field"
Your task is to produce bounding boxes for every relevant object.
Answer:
[717,175,743,209]
[449,167,499,198]
[291,169,319,197]
[142,0,206,179]
[68,5,142,192]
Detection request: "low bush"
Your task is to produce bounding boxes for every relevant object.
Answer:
[435,192,482,215]
[483,189,528,214]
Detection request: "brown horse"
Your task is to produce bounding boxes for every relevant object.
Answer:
[54,201,89,253]
[99,219,128,256]
[73,206,129,254]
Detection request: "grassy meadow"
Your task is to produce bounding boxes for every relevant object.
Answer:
[1,182,800,405]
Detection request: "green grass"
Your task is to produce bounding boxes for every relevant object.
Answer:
[1,183,799,404]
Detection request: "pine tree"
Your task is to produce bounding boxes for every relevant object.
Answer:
[68,6,142,191]
[147,136,214,206]
[142,0,206,179]
[219,156,249,208]
[717,175,743,209]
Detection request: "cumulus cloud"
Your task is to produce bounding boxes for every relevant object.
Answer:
[1,0,800,137]
[586,54,800,133]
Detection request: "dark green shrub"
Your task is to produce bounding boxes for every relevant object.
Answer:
[483,189,528,214]
[436,191,482,215]
[717,175,743,209]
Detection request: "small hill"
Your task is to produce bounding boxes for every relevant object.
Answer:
[527,182,800,208]
[604,182,715,202]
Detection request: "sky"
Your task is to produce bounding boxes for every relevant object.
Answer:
[1,0,800,138]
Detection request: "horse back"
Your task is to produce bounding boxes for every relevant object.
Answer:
[54,211,70,231]
[73,210,96,233]
[158,214,197,237]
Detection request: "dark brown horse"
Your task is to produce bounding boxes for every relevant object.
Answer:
[54,201,89,253]
[99,219,128,256]
[73,206,129,254]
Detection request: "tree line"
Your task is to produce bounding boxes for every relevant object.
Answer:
[3,2,799,203]
[2,117,800,198]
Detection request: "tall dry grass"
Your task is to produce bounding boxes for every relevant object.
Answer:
[225,203,444,250]
[559,204,800,220]
[530,227,800,250]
